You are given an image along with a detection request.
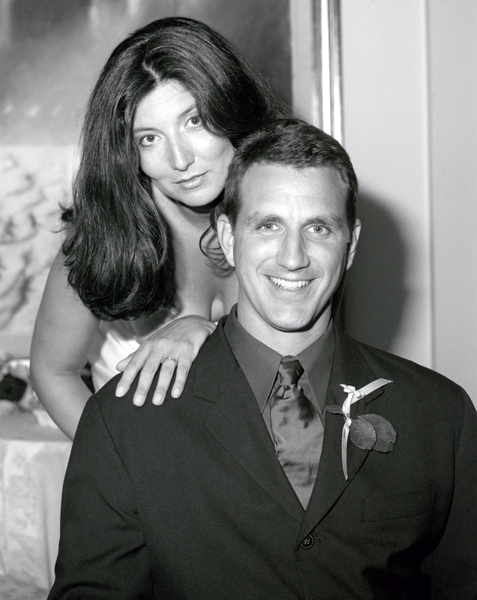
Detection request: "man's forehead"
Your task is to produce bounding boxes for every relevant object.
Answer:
[240,162,345,190]
[237,162,348,213]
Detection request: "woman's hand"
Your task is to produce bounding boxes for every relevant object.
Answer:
[115,316,216,407]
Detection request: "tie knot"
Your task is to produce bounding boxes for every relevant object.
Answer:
[277,356,304,386]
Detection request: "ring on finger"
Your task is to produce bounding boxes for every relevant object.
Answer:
[162,356,177,364]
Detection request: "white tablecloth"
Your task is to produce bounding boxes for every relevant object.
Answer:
[0,406,71,600]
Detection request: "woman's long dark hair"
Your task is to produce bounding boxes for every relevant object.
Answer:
[62,17,288,321]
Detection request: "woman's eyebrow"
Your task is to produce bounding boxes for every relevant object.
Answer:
[177,101,199,119]
[133,102,198,134]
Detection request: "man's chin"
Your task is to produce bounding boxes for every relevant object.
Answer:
[263,301,334,333]
[266,314,321,334]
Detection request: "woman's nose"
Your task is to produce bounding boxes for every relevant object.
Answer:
[168,137,195,171]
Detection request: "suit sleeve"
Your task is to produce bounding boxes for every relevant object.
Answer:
[423,388,477,600]
[48,395,153,600]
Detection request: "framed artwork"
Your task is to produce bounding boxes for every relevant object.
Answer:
[290,0,342,140]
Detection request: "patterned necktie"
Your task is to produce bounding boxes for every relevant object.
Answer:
[270,356,323,508]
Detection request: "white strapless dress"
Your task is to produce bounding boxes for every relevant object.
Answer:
[88,320,141,391]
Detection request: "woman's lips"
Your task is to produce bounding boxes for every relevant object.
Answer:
[175,172,207,189]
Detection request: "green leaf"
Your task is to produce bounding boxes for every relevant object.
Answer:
[360,414,397,453]
[350,418,376,449]
[325,405,343,415]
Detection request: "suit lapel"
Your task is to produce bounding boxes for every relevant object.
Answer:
[195,323,304,523]
[193,321,390,538]
[297,327,386,543]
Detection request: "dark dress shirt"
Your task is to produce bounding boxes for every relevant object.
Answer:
[223,305,335,441]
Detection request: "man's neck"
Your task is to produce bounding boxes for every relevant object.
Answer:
[236,309,333,356]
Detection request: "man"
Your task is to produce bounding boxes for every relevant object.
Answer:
[49,120,477,599]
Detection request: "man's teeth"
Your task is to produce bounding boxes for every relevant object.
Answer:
[269,277,310,290]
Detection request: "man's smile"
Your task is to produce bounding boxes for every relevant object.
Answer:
[268,276,311,290]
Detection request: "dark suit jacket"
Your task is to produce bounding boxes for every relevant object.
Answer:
[49,320,477,600]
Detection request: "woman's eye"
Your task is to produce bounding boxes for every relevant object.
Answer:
[139,134,158,147]
[188,115,202,127]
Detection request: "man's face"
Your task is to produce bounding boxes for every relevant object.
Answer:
[218,163,361,351]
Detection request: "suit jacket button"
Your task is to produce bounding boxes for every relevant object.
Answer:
[300,535,315,549]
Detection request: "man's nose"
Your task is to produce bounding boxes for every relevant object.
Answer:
[277,231,310,271]
[168,136,195,171]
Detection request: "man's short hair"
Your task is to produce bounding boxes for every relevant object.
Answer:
[213,118,358,231]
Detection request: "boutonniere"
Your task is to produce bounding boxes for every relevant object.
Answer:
[326,379,397,480]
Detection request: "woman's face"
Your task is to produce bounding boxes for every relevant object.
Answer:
[133,80,234,209]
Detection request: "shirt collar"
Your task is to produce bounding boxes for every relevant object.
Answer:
[224,305,335,414]
[297,322,335,415]
[224,306,281,412]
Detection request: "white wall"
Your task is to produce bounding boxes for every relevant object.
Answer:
[339,0,477,402]
[427,1,477,401]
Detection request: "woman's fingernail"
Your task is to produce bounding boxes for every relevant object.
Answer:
[133,395,144,406]
[152,394,163,406]
[116,386,125,397]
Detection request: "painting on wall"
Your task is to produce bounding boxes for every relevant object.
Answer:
[0,0,291,355]
[0,147,74,355]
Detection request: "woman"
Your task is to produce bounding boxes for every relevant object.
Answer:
[30,17,287,439]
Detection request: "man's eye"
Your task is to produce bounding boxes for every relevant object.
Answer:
[259,223,278,232]
[309,224,328,235]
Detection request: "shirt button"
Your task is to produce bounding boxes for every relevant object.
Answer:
[300,534,315,549]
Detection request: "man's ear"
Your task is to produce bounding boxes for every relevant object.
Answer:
[216,214,235,268]
[346,218,361,271]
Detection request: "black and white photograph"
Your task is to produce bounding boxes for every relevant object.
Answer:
[0,1,476,598]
